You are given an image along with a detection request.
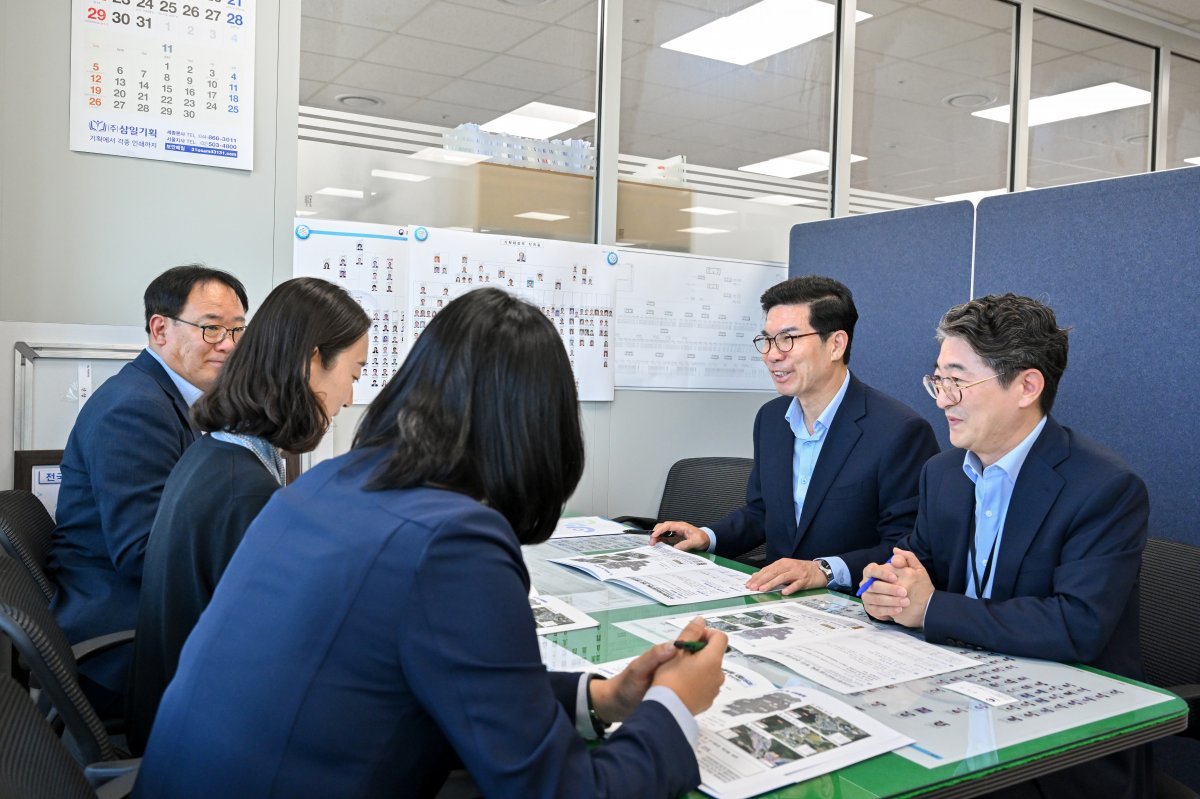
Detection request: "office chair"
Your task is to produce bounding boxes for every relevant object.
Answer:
[0,489,57,602]
[0,672,137,799]
[1139,537,1200,799]
[0,556,133,766]
[613,456,757,561]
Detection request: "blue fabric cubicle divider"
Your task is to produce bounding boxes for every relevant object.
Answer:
[788,202,974,451]
[974,166,1200,545]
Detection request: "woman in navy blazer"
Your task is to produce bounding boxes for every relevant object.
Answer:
[134,287,727,798]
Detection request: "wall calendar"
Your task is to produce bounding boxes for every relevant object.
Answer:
[69,0,255,170]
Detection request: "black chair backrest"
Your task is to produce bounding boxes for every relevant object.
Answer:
[655,457,754,529]
[0,557,113,764]
[0,490,57,601]
[0,672,96,799]
[1139,537,1200,690]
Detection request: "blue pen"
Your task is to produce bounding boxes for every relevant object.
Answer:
[856,556,893,597]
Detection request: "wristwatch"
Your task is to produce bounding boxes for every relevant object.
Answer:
[586,675,611,739]
[813,558,834,585]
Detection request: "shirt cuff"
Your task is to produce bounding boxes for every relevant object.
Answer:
[821,555,851,590]
[645,685,699,748]
[575,673,601,740]
[701,526,717,553]
[921,590,934,629]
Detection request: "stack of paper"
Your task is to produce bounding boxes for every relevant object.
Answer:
[550,544,763,605]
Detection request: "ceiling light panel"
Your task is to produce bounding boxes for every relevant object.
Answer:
[972,82,1150,126]
[482,102,596,140]
[515,211,571,221]
[313,187,364,198]
[371,169,431,182]
[661,0,871,66]
[738,149,866,178]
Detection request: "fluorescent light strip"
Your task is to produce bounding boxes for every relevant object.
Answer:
[371,169,431,183]
[934,189,1006,203]
[677,226,729,235]
[515,211,571,222]
[972,82,1150,126]
[662,0,870,66]
[410,147,491,166]
[739,149,865,179]
[681,206,736,216]
[313,187,363,199]
[295,210,318,216]
[482,102,596,140]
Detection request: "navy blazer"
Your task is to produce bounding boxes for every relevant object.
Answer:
[711,374,938,579]
[135,449,699,799]
[48,349,197,692]
[903,417,1151,799]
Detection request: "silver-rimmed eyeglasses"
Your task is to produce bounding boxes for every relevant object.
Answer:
[922,373,1003,406]
[167,316,246,345]
[752,330,820,355]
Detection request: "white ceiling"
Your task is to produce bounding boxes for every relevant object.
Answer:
[299,0,1200,201]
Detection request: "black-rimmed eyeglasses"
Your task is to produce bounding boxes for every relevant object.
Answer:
[752,330,820,355]
[922,373,1003,406]
[167,316,246,345]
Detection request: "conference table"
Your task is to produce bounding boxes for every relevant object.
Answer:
[526,537,1188,799]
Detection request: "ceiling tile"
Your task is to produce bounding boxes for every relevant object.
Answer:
[336,62,455,97]
[857,6,997,60]
[403,98,502,127]
[463,55,590,94]
[426,79,541,114]
[300,0,432,32]
[299,53,354,83]
[300,18,390,59]
[298,79,325,103]
[621,48,737,89]
[364,34,496,78]
[401,2,546,51]
[449,0,595,25]
[508,25,600,69]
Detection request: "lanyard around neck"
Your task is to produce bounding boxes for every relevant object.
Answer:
[967,512,1001,599]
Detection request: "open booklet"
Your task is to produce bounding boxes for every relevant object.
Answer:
[576,655,910,799]
[549,543,763,606]
[616,600,976,694]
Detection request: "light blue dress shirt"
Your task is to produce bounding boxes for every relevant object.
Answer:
[145,347,203,407]
[707,372,854,589]
[960,416,1048,598]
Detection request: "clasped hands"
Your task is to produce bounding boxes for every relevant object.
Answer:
[858,547,934,628]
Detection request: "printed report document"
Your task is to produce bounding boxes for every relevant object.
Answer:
[550,544,762,605]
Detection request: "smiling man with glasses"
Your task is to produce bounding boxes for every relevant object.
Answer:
[48,264,248,716]
[651,275,938,596]
[861,293,1151,799]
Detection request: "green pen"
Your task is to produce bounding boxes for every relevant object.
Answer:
[673,640,708,653]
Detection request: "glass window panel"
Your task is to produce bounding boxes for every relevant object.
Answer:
[851,0,1014,213]
[1166,54,1200,169]
[617,0,833,261]
[297,0,598,241]
[1026,13,1154,189]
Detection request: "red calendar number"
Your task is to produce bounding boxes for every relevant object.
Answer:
[86,7,107,21]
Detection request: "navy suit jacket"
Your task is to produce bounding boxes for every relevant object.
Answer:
[135,449,699,799]
[903,417,1150,798]
[48,349,197,692]
[711,374,938,579]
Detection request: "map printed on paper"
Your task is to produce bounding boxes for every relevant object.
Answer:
[613,249,784,391]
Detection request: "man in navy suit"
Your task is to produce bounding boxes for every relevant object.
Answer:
[48,264,248,712]
[861,293,1150,799]
[652,276,938,595]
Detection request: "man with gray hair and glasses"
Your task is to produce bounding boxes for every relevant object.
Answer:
[48,264,248,716]
[861,293,1151,799]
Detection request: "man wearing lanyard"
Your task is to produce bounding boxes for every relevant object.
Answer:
[652,275,938,595]
[860,293,1150,799]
